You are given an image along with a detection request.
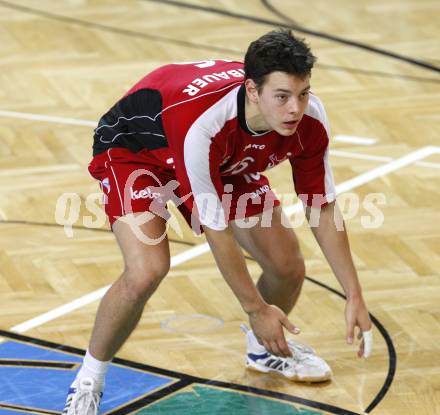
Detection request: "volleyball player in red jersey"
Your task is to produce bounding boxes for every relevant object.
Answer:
[64,30,372,415]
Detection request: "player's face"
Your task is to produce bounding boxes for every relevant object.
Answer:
[254,72,311,136]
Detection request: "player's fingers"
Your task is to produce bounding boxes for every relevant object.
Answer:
[362,329,373,358]
[346,320,355,344]
[262,340,271,354]
[276,338,291,357]
[358,337,364,358]
[256,335,264,346]
[270,341,282,357]
[281,315,300,335]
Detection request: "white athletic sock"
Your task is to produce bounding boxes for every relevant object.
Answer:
[72,350,111,391]
[246,329,267,354]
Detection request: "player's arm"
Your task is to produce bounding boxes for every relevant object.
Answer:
[203,225,299,357]
[291,96,372,357]
[179,113,298,356]
[203,226,264,313]
[306,201,372,358]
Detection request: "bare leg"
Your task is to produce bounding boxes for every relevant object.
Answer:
[88,214,170,361]
[256,270,303,314]
[231,206,305,314]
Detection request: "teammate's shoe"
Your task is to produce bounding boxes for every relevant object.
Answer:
[241,324,332,382]
[63,377,102,415]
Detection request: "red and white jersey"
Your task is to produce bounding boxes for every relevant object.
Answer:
[93,60,335,230]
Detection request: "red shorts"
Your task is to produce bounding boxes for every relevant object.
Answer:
[88,148,280,232]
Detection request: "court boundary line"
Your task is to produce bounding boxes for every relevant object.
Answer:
[334,135,377,145]
[0,110,96,127]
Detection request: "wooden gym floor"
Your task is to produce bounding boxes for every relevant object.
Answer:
[0,1,439,414]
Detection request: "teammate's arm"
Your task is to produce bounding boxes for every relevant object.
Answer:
[306,201,372,357]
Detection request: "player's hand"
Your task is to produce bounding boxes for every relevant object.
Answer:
[345,295,373,358]
[248,303,300,357]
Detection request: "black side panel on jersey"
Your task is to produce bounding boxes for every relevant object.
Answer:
[92,89,167,156]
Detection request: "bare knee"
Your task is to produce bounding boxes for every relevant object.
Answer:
[269,253,305,285]
[121,258,170,302]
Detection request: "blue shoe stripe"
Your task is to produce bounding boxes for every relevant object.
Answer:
[248,352,270,362]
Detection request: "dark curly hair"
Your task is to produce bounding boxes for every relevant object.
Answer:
[244,29,316,91]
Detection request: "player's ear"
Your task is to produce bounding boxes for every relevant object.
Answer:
[245,78,259,103]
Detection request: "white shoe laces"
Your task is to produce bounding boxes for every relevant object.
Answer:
[68,378,101,415]
[73,390,100,415]
[287,340,316,363]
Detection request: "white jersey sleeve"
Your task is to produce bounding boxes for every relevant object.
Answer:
[183,87,239,230]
